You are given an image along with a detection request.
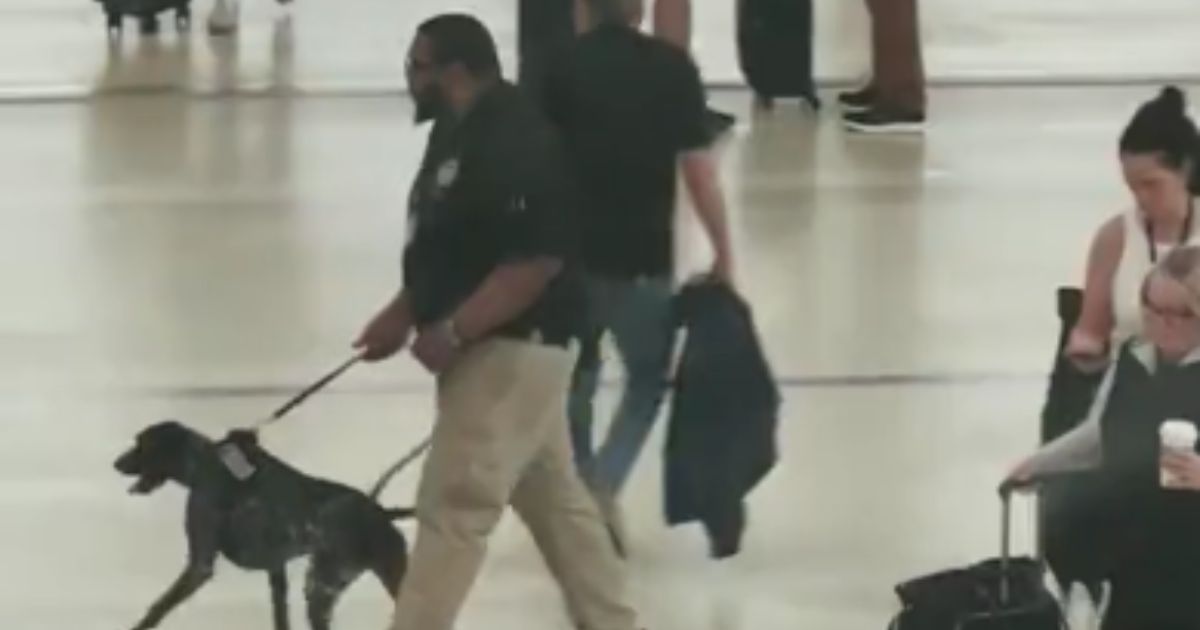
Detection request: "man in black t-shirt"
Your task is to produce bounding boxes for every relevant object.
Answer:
[517,0,734,137]
[544,0,735,556]
[354,14,640,630]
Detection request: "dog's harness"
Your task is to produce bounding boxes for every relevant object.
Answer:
[216,353,431,487]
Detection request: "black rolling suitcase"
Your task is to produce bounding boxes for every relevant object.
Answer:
[96,0,192,36]
[886,491,1065,630]
[736,0,819,110]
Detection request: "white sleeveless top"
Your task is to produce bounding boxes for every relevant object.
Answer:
[1110,208,1200,345]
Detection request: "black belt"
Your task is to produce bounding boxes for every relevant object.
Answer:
[494,325,573,349]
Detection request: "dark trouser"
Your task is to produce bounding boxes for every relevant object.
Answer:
[864,0,926,112]
[1100,525,1200,630]
[518,0,576,106]
[1102,571,1200,630]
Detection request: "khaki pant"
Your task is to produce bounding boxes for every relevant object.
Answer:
[390,339,639,630]
[865,0,926,111]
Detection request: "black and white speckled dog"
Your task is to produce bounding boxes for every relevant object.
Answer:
[114,420,419,630]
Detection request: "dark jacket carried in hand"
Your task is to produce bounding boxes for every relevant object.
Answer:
[664,280,780,558]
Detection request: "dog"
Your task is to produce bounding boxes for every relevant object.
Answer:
[114,420,419,630]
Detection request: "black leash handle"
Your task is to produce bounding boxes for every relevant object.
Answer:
[251,353,363,432]
[1000,488,1012,604]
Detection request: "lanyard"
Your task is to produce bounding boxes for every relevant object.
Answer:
[1146,201,1195,264]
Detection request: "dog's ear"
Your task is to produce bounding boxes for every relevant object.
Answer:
[139,419,185,439]
[137,421,193,468]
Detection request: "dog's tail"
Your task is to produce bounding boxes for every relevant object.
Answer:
[368,436,433,501]
[385,507,417,521]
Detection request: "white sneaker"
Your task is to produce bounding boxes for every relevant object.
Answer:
[1094,581,1111,630]
[1063,582,1100,630]
[207,0,239,35]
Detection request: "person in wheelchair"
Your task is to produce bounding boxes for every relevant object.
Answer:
[1038,86,1200,616]
[1010,246,1200,630]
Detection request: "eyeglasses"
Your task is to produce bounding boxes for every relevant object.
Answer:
[405,57,434,75]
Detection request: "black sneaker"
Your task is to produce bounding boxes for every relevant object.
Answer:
[704,107,736,139]
[842,106,925,134]
[837,87,876,112]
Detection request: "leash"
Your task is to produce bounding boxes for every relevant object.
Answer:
[219,352,365,479]
[250,352,364,433]
[368,434,434,499]
[218,352,434,486]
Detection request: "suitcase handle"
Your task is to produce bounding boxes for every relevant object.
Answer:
[997,478,1057,606]
[1000,489,1012,604]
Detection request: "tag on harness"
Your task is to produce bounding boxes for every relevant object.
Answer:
[218,443,257,480]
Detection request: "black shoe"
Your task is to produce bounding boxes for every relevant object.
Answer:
[842,106,925,134]
[704,108,736,139]
[138,15,160,35]
[837,87,876,112]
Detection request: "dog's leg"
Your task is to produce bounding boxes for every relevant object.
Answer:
[304,559,358,630]
[367,538,407,597]
[129,563,214,630]
[129,494,221,630]
[269,568,290,630]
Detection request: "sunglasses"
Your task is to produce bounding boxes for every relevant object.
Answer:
[405,57,435,74]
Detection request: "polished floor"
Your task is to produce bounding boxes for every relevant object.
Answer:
[1,3,1197,630]
[1,0,1200,98]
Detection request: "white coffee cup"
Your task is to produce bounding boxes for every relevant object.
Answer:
[1159,419,1198,488]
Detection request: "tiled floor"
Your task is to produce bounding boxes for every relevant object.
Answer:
[4,82,1186,629]
[1,0,1199,98]
[1,2,1198,629]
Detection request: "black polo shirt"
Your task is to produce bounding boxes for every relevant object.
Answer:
[402,82,581,342]
[543,23,711,279]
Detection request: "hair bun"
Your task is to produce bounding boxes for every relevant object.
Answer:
[1157,85,1187,116]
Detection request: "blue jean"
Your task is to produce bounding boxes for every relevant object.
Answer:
[568,275,675,495]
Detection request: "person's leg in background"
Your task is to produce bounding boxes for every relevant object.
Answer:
[585,276,676,555]
[568,277,614,473]
[651,0,689,50]
[841,0,926,133]
[518,0,577,105]
[649,0,735,137]
[207,0,240,35]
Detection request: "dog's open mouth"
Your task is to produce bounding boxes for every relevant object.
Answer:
[128,474,167,495]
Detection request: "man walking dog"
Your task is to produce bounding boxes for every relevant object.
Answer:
[354,13,641,630]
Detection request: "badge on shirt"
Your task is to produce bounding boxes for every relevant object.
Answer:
[434,158,460,195]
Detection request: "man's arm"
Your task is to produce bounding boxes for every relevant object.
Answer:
[680,149,734,281]
[353,289,414,362]
[450,258,563,343]
[672,51,734,282]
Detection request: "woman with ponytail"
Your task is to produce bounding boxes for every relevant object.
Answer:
[1066,86,1200,370]
[1037,87,1200,622]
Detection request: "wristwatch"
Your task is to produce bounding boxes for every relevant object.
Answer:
[441,318,464,349]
